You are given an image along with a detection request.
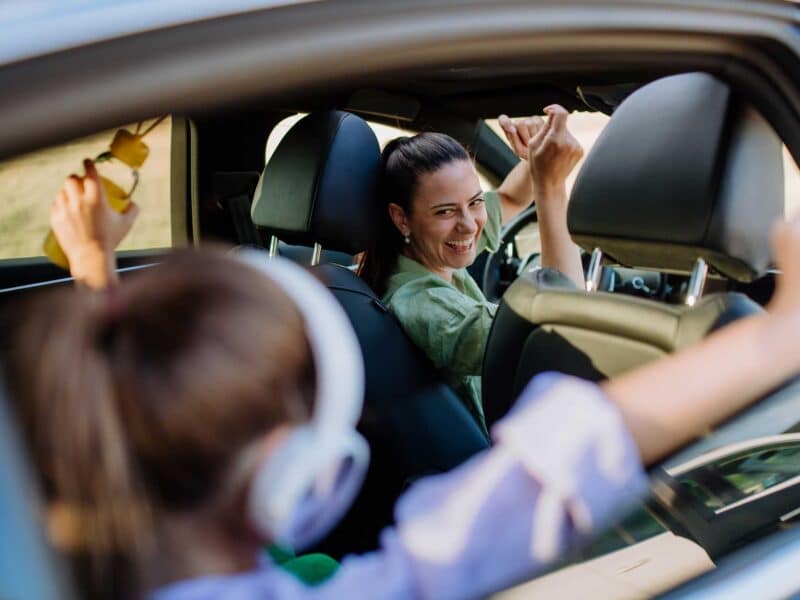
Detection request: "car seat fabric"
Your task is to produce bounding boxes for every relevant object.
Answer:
[482,73,779,429]
[216,171,353,264]
[313,264,490,556]
[252,111,490,557]
[482,268,763,428]
[251,111,381,255]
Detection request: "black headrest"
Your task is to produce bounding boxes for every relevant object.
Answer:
[568,72,784,282]
[251,111,381,254]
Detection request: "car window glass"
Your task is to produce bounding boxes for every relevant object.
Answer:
[265,113,494,190]
[265,113,415,162]
[0,117,172,261]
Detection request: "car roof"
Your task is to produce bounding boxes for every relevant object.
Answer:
[2,0,800,161]
[0,0,312,67]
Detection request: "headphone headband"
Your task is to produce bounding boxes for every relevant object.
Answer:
[237,251,365,429]
[235,251,369,549]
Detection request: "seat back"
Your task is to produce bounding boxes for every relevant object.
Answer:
[313,265,489,555]
[253,111,490,555]
[483,268,763,427]
[482,73,783,429]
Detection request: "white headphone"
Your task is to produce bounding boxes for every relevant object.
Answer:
[236,251,370,551]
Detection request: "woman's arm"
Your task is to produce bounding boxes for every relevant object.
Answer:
[497,108,584,288]
[603,216,800,464]
[50,159,138,290]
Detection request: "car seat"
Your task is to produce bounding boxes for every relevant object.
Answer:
[250,111,490,557]
[482,72,784,429]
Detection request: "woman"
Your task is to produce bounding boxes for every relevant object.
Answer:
[360,107,584,428]
[8,163,800,599]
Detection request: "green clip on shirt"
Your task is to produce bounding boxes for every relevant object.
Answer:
[382,191,503,432]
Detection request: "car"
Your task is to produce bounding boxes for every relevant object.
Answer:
[3,1,800,598]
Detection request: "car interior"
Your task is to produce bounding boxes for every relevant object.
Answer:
[3,54,800,598]
[483,72,783,429]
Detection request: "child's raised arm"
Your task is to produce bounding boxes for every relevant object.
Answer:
[49,159,138,290]
[603,215,800,464]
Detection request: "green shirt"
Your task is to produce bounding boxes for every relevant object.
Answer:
[382,191,503,431]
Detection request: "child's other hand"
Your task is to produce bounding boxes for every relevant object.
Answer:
[768,213,800,318]
[50,159,138,289]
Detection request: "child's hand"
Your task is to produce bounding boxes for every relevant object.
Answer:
[50,159,138,289]
[768,213,800,318]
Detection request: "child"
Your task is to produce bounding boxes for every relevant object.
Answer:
[6,163,800,599]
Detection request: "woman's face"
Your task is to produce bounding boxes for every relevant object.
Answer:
[389,159,486,282]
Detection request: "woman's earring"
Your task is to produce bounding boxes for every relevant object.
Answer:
[403,234,411,245]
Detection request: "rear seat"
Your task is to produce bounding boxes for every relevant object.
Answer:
[250,110,490,557]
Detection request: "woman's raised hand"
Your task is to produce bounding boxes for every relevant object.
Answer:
[498,106,583,198]
[498,114,546,160]
[525,105,583,196]
[50,159,139,289]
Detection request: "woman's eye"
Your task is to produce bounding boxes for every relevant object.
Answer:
[470,198,485,207]
[436,209,455,216]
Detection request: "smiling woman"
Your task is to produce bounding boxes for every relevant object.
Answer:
[360,110,585,429]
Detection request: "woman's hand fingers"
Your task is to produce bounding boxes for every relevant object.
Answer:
[527,105,583,192]
[543,104,568,134]
[498,114,527,158]
[499,114,549,160]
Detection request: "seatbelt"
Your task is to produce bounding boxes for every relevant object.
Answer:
[214,172,264,248]
[226,192,264,248]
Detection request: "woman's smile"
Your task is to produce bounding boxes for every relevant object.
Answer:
[445,238,475,254]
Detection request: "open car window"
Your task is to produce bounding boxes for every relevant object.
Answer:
[266,113,497,190]
[0,117,173,262]
[266,112,414,161]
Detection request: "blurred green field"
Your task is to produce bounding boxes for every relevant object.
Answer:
[0,118,172,260]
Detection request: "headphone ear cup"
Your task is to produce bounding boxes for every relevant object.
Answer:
[248,426,370,550]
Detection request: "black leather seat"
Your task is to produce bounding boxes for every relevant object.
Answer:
[251,111,490,556]
[482,73,784,429]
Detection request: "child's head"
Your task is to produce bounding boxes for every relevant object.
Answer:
[5,248,366,598]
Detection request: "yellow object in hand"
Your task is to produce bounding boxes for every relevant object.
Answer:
[109,129,149,169]
[43,176,132,270]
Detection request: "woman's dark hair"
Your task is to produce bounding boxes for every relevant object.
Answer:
[359,132,470,296]
[4,248,315,599]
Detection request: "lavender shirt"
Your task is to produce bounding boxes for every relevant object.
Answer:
[153,373,647,600]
